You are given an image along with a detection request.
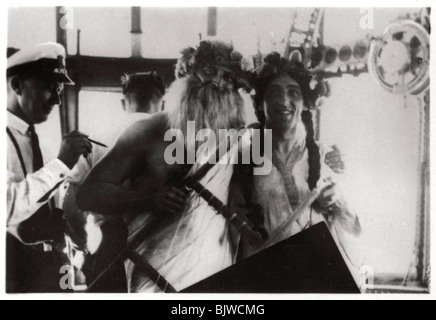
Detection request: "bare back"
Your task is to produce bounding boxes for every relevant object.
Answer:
[77,112,189,215]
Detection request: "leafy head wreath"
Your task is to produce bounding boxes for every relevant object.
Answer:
[252,51,331,124]
[175,40,255,93]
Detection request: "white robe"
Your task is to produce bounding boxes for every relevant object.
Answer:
[249,124,363,286]
[125,146,238,293]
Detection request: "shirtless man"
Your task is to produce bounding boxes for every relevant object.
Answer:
[63,72,165,293]
[77,40,249,292]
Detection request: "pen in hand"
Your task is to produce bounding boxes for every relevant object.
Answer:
[86,138,108,148]
[38,135,108,203]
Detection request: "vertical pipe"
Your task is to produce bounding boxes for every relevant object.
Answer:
[64,86,80,132]
[131,7,142,57]
[56,6,69,135]
[131,7,142,33]
[56,7,68,51]
[77,29,81,56]
[417,91,430,288]
[207,7,217,37]
[406,91,430,288]
[56,6,79,134]
[58,90,69,135]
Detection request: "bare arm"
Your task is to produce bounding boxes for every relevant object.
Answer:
[77,120,157,216]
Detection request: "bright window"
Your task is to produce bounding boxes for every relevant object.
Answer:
[140,7,208,59]
[319,74,422,280]
[38,107,62,159]
[66,7,131,57]
[78,91,128,145]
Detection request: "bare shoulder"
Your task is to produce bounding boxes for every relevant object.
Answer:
[117,112,168,141]
[113,112,170,152]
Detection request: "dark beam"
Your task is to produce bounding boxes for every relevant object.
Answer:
[66,56,177,90]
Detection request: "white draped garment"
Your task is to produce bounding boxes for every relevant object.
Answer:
[125,145,238,293]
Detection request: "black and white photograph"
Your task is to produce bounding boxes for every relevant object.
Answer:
[3,3,432,300]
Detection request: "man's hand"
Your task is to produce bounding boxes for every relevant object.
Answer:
[318,183,342,211]
[325,145,345,174]
[317,182,361,235]
[156,185,190,216]
[58,131,93,169]
[318,182,354,221]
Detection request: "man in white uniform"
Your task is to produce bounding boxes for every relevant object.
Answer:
[7,43,91,293]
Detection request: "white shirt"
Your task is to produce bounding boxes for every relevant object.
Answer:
[7,111,70,242]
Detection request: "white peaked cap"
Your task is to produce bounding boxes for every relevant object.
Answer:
[7,42,74,85]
